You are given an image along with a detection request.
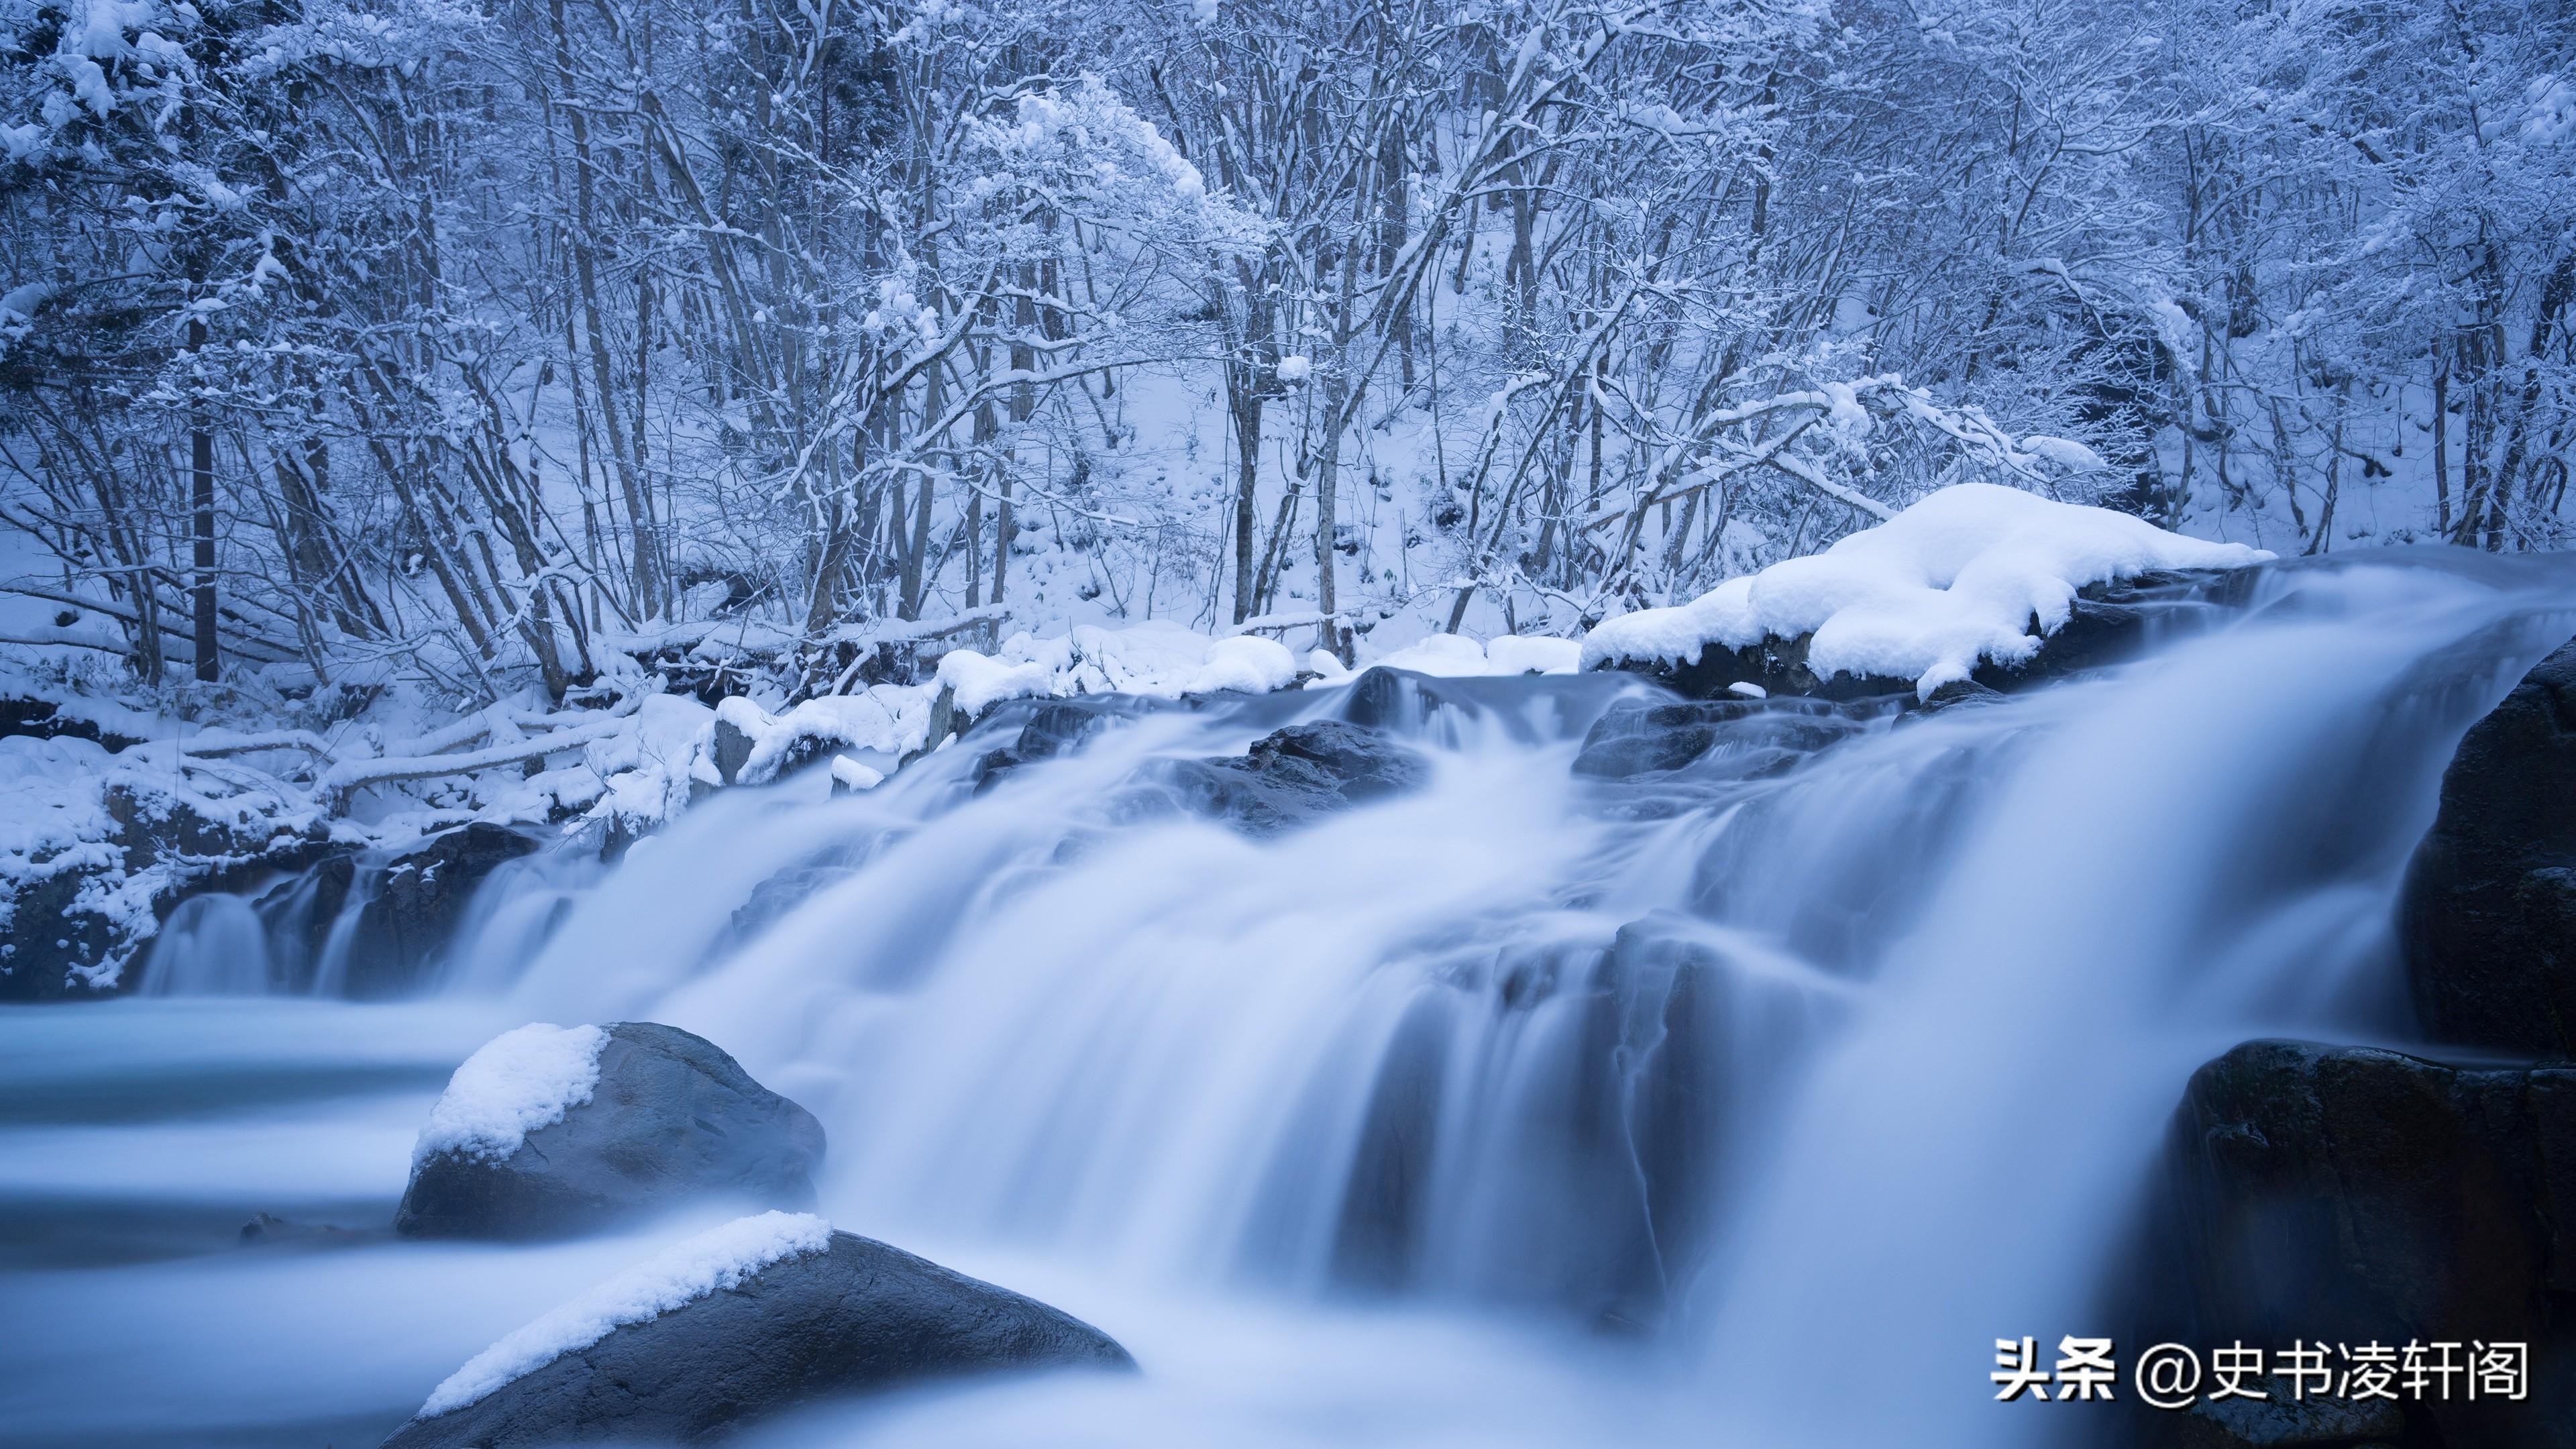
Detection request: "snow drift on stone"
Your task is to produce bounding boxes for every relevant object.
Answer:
[416,1210,835,1417]
[1580,483,2273,696]
[411,1023,609,1167]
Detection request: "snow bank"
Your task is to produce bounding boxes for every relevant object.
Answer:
[1580,483,2271,696]
[417,1210,833,1417]
[714,686,936,786]
[936,650,1057,717]
[1371,633,1582,678]
[576,694,719,830]
[413,1024,610,1167]
[936,622,1300,715]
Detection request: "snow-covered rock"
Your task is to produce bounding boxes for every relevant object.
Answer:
[937,621,1300,718]
[411,1023,609,1169]
[418,1210,834,1417]
[386,1220,1132,1449]
[1581,483,2271,698]
[710,686,934,786]
[396,1020,824,1239]
[0,732,331,999]
[579,694,720,830]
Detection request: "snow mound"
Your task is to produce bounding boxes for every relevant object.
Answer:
[417,1210,833,1417]
[937,649,1057,717]
[1371,633,1581,677]
[714,686,936,785]
[413,1024,610,1167]
[936,623,1299,715]
[1580,483,2271,696]
[578,694,719,830]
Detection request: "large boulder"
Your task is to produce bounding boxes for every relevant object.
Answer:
[2134,1040,2576,1448]
[384,1214,1131,1448]
[1156,719,1428,835]
[343,823,541,998]
[2400,635,2576,1057]
[396,1022,824,1240]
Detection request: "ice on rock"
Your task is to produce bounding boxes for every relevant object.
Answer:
[412,1024,610,1167]
[1580,482,2271,696]
[416,1211,834,1417]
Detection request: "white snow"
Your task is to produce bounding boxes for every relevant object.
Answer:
[411,1024,610,1167]
[578,694,719,830]
[1484,636,1583,676]
[936,649,1059,717]
[416,1211,835,1419]
[936,622,1299,715]
[1370,633,1490,676]
[715,686,936,786]
[1580,483,2272,696]
[1371,632,1582,678]
[830,756,884,792]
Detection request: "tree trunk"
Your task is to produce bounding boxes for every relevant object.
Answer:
[189,317,219,683]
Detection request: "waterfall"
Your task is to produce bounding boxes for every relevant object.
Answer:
[17,549,2576,1448]
[138,893,274,996]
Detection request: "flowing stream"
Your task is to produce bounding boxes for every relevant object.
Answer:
[6,549,2575,1448]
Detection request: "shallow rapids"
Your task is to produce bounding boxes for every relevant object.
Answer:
[8,549,2576,1448]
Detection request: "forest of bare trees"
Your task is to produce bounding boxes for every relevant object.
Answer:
[5,0,2571,704]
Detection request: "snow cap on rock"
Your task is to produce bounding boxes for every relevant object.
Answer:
[413,1023,610,1167]
[417,1210,835,1417]
[1581,482,2271,697]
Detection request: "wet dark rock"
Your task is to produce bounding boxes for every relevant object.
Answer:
[1917,678,2007,714]
[2135,1040,2576,1449]
[394,1021,825,1240]
[0,858,124,1002]
[727,864,856,943]
[971,700,1120,792]
[1159,720,1428,835]
[2161,1377,2404,1448]
[342,824,539,999]
[1316,916,1819,1331]
[1570,696,1886,780]
[2400,635,2576,1057]
[1341,665,1478,732]
[380,1228,1131,1448]
[710,712,757,786]
[237,1212,366,1248]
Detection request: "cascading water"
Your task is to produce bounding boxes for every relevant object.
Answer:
[6,549,2574,1449]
